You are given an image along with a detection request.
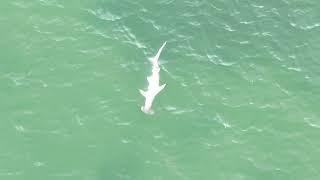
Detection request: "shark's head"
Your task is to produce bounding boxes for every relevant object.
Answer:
[141,106,154,115]
[139,84,166,114]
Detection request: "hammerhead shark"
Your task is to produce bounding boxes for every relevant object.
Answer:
[139,42,167,114]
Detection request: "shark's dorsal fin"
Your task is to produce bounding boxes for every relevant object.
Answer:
[139,89,147,97]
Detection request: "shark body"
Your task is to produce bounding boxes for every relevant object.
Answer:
[140,42,167,114]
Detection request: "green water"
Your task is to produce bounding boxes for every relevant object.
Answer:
[1,0,320,179]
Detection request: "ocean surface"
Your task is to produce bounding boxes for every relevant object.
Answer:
[1,0,320,179]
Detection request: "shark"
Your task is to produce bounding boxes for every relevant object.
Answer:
[139,42,167,114]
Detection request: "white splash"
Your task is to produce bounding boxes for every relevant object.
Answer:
[139,42,167,114]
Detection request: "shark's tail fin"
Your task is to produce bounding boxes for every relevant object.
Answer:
[149,41,167,64]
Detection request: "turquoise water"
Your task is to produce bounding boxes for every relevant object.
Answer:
[1,0,320,179]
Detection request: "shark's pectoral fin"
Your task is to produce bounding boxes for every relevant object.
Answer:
[139,89,147,97]
[155,84,166,95]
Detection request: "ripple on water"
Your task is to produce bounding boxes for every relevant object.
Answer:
[164,106,195,115]
[4,72,48,88]
[36,0,64,8]
[11,1,34,9]
[304,117,320,129]
[86,8,121,22]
